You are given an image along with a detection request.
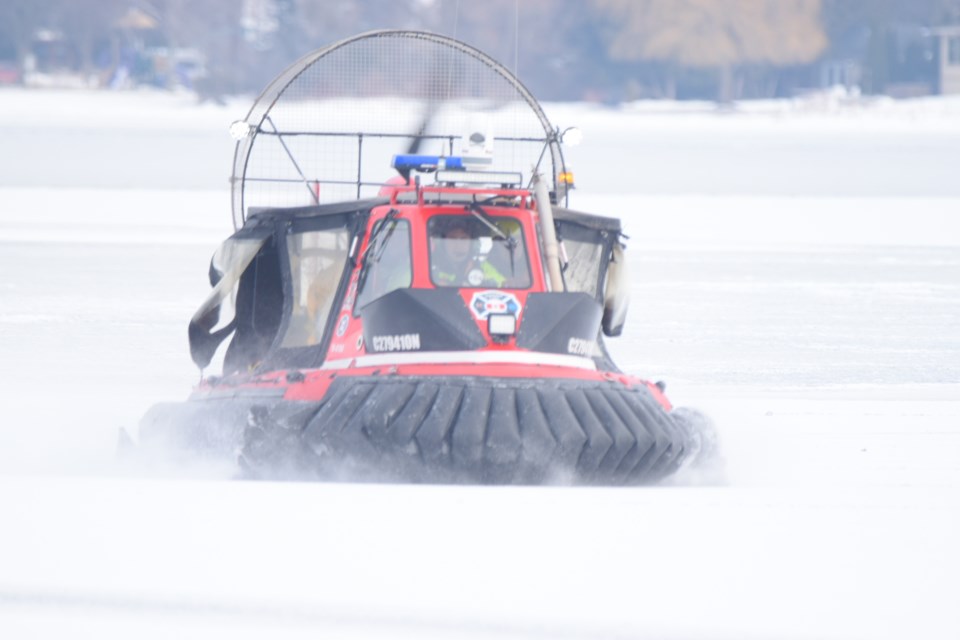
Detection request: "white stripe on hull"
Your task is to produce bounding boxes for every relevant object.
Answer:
[321,350,597,371]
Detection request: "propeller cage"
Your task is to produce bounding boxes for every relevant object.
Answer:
[230,30,569,229]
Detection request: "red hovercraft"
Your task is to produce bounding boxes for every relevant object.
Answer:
[137,31,715,484]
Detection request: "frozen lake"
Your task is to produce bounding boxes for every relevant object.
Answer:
[0,89,958,639]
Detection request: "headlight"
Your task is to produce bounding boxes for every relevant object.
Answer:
[487,313,516,338]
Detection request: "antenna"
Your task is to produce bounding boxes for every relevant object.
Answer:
[513,0,520,78]
[446,0,461,101]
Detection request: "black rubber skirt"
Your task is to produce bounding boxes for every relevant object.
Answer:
[139,375,705,485]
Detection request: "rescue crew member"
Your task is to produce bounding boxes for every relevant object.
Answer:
[431,223,505,287]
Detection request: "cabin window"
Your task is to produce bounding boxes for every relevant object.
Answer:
[428,215,531,289]
[561,237,605,298]
[226,239,286,373]
[355,219,412,310]
[555,221,610,300]
[280,227,350,348]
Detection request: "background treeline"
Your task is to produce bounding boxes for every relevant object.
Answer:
[1,0,959,100]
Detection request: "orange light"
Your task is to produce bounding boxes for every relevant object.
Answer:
[558,171,575,185]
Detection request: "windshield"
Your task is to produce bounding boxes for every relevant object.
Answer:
[428,214,530,289]
[355,218,412,310]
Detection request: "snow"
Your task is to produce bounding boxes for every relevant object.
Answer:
[2,479,955,640]
[1,88,958,639]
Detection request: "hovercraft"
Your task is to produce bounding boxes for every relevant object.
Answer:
[137,30,715,484]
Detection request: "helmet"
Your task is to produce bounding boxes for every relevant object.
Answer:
[432,215,475,238]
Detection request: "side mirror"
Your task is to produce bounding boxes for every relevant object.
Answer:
[601,243,629,337]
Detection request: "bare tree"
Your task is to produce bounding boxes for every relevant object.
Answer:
[594,0,828,101]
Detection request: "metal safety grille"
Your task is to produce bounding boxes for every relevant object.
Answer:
[231,30,563,228]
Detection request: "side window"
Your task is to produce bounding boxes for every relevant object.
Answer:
[428,215,531,289]
[557,221,608,299]
[561,237,605,298]
[355,219,412,310]
[280,227,350,348]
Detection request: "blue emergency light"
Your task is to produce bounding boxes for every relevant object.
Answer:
[391,154,466,173]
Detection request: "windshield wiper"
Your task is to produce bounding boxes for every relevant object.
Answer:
[467,202,518,275]
[467,202,510,242]
[355,208,400,303]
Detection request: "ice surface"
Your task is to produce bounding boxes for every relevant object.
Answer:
[0,89,958,639]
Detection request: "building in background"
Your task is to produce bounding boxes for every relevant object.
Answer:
[933,25,960,93]
[2,0,960,100]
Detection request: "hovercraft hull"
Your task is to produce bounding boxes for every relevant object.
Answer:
[139,370,702,485]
